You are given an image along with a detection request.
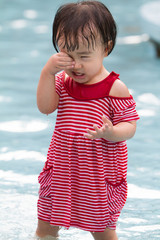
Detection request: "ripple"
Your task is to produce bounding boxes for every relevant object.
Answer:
[136,167,148,172]
[138,93,160,106]
[30,50,39,57]
[0,96,12,103]
[10,57,19,64]
[140,1,160,26]
[0,192,37,239]
[126,224,160,232]
[137,109,156,117]
[128,184,160,199]
[34,25,49,34]
[0,150,45,162]
[117,34,149,45]
[120,217,147,224]
[10,19,28,29]
[23,10,38,19]
[0,120,48,132]
[0,170,37,185]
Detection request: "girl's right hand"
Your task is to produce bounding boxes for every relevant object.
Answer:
[45,52,75,75]
[37,51,74,114]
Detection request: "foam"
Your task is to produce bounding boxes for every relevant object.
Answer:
[138,93,160,106]
[10,19,28,29]
[34,25,49,34]
[23,10,38,19]
[0,120,48,132]
[0,150,45,162]
[126,224,160,232]
[137,109,156,117]
[128,183,160,199]
[0,95,12,102]
[0,170,37,185]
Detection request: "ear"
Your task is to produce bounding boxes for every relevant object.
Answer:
[104,40,113,56]
[104,48,108,57]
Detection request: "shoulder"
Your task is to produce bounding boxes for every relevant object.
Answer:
[109,79,130,97]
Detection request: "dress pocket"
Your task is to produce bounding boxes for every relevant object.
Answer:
[106,179,127,214]
[38,166,53,198]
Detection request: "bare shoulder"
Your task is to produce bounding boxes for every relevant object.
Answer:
[109,79,131,97]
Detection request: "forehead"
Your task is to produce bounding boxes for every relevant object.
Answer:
[57,30,102,52]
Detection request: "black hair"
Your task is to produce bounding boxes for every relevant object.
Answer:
[52,1,117,55]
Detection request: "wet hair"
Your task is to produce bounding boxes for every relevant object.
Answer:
[52,1,117,55]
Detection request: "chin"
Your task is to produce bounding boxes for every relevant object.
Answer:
[73,78,87,84]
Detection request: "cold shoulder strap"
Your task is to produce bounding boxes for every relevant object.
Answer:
[63,71,120,100]
[105,71,120,95]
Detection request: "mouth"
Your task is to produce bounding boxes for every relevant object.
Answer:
[72,71,85,79]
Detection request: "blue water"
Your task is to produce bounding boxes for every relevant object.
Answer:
[0,0,160,239]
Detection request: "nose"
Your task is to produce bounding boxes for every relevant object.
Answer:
[74,60,82,69]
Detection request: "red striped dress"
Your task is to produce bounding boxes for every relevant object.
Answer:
[37,71,139,232]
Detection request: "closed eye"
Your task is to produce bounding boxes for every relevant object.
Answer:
[81,55,90,59]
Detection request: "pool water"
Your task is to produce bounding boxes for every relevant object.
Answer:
[0,0,160,239]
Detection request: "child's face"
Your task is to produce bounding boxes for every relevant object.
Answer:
[58,36,108,85]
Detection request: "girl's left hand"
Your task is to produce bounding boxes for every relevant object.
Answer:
[84,115,114,140]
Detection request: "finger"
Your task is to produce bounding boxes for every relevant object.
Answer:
[102,115,108,123]
[58,61,75,69]
[102,115,112,125]
[57,54,74,64]
[86,129,97,136]
[65,65,75,69]
[58,57,74,63]
[84,133,94,139]
[59,52,74,62]
[58,57,74,64]
[101,123,108,131]
[93,124,100,132]
[65,61,75,69]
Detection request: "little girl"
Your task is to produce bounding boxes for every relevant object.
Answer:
[35,1,139,240]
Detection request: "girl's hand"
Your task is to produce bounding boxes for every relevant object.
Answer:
[84,115,114,140]
[45,52,75,75]
[84,116,137,142]
[37,52,74,114]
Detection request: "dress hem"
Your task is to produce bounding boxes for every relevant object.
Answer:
[37,217,116,232]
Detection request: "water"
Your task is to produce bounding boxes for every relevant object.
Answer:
[0,0,160,239]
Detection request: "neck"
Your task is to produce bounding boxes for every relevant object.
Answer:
[85,66,109,85]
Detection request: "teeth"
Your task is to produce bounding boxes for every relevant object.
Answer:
[74,72,83,76]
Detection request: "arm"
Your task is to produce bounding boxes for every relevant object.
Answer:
[84,116,136,142]
[37,52,75,114]
[84,79,137,142]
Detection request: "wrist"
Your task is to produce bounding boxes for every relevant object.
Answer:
[103,122,136,142]
[103,126,118,142]
[44,56,59,76]
[39,67,56,86]
[42,64,57,77]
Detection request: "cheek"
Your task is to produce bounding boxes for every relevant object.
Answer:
[90,59,102,68]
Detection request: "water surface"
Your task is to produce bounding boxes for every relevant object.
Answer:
[0,0,160,239]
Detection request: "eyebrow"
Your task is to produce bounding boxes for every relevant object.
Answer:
[77,51,92,55]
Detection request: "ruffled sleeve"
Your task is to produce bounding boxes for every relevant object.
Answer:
[109,96,140,125]
[55,71,65,96]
